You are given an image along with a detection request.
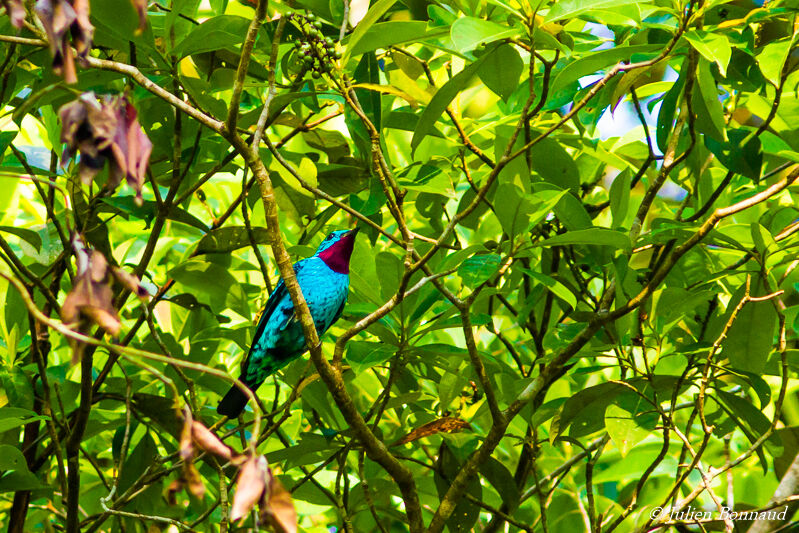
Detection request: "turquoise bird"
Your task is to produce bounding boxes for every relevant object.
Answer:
[217,228,359,418]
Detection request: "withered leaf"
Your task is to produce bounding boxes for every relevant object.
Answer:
[35,0,94,83]
[62,236,149,362]
[191,421,234,461]
[62,237,119,362]
[1,0,25,27]
[179,416,193,461]
[59,92,152,203]
[391,417,472,447]
[112,267,150,300]
[261,476,298,533]
[230,455,269,522]
[165,478,182,506]
[183,462,206,499]
[130,0,147,33]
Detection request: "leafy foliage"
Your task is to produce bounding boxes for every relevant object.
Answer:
[1,0,799,532]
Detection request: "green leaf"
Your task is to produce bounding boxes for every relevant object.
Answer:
[343,0,397,63]
[0,470,49,493]
[458,254,501,288]
[411,49,497,153]
[195,226,270,255]
[550,44,661,95]
[169,259,250,318]
[0,131,16,164]
[478,44,523,102]
[551,382,622,439]
[450,17,522,53]
[346,341,396,374]
[757,37,793,87]
[656,70,685,153]
[539,228,631,253]
[347,21,449,57]
[100,197,208,232]
[480,457,520,510]
[529,135,580,194]
[0,444,29,471]
[494,183,531,238]
[609,169,632,228]
[692,58,727,143]
[722,281,776,374]
[684,30,731,77]
[544,0,650,22]
[518,268,577,309]
[0,415,48,433]
[705,129,762,181]
[605,393,657,457]
[171,15,251,58]
[0,226,42,251]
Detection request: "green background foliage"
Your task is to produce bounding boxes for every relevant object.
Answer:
[1,0,799,531]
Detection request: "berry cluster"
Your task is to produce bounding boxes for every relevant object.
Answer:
[286,12,340,79]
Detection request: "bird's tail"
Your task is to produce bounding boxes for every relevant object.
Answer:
[217,378,259,418]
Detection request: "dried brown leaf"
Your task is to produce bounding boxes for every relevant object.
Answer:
[165,479,182,505]
[230,455,269,522]
[58,93,152,202]
[34,0,93,83]
[179,417,193,461]
[62,239,120,362]
[130,0,147,33]
[183,462,206,499]
[391,417,472,447]
[1,0,26,27]
[261,476,298,533]
[112,267,150,300]
[191,421,233,461]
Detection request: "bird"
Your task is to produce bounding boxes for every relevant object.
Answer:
[217,228,359,418]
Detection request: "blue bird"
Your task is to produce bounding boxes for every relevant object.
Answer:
[217,228,359,418]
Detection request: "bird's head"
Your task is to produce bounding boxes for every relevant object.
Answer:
[315,228,359,274]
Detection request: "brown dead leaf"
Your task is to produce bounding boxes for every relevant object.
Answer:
[261,476,298,533]
[183,462,206,499]
[230,455,269,522]
[130,0,147,33]
[191,421,234,461]
[391,417,472,447]
[59,93,152,203]
[179,416,194,461]
[62,236,119,362]
[112,267,149,300]
[1,0,26,27]
[34,0,93,83]
[165,478,182,505]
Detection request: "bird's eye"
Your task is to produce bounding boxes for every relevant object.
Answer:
[327,233,334,239]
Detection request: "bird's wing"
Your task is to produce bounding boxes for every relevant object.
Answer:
[239,260,306,376]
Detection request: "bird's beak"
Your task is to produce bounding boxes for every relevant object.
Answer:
[347,227,360,238]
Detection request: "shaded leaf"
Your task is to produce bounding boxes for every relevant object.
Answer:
[478,44,523,102]
[196,226,270,255]
[539,228,631,252]
[0,226,42,252]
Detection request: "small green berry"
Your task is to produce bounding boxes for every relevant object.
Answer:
[314,20,322,29]
[312,70,321,79]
